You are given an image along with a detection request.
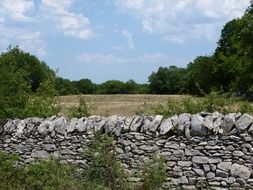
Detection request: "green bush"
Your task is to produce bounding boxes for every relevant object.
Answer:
[155,91,253,116]
[141,156,167,190]
[67,97,90,118]
[23,158,83,190]
[84,132,128,190]
[0,152,23,189]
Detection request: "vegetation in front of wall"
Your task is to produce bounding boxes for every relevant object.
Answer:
[84,132,129,190]
[155,92,253,117]
[0,133,170,190]
[66,97,91,118]
[141,156,167,190]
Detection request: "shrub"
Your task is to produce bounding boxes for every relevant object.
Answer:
[155,91,253,116]
[67,97,90,118]
[0,151,23,189]
[23,158,83,190]
[84,132,128,190]
[141,156,167,190]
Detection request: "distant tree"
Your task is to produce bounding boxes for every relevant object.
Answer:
[148,66,186,94]
[73,79,96,94]
[97,80,125,94]
[55,77,77,95]
[186,56,214,95]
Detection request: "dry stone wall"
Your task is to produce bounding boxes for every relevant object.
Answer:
[1,112,253,189]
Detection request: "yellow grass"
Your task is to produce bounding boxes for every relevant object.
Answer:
[58,94,190,116]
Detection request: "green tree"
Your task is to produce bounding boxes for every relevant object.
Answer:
[186,56,214,95]
[149,66,186,94]
[73,79,96,94]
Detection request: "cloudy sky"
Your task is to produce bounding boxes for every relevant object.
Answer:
[0,0,251,83]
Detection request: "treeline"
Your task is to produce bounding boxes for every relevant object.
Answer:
[55,78,149,95]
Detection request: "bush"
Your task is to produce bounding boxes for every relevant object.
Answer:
[84,132,128,190]
[155,91,253,116]
[67,97,90,118]
[141,156,167,190]
[0,152,23,189]
[23,158,83,190]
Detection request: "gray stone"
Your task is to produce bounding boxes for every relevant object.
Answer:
[149,115,163,132]
[216,169,229,178]
[206,172,215,180]
[178,161,192,167]
[235,113,253,131]
[130,116,143,132]
[54,117,68,135]
[203,116,214,130]
[217,162,232,172]
[193,168,205,177]
[191,114,207,136]
[248,123,253,134]
[159,118,173,135]
[75,118,87,132]
[233,151,244,157]
[31,150,50,159]
[192,156,209,164]
[179,176,189,184]
[104,115,118,133]
[224,113,236,134]
[231,163,251,180]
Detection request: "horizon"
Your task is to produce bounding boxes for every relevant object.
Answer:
[0,0,251,83]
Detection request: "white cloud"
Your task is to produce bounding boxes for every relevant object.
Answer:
[121,30,134,49]
[40,0,93,39]
[76,52,185,66]
[0,0,35,21]
[114,0,251,43]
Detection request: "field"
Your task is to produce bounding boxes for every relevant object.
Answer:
[59,94,190,116]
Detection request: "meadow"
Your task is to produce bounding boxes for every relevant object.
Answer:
[59,94,190,116]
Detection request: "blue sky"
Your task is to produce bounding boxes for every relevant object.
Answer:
[0,0,251,83]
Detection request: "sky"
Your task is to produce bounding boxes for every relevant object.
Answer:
[0,0,251,83]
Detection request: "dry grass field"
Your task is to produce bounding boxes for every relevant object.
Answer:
[58,94,190,116]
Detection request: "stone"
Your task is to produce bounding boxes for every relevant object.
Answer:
[178,161,192,167]
[149,115,163,132]
[233,151,244,157]
[104,115,118,133]
[248,123,253,134]
[235,113,253,132]
[217,162,232,172]
[179,176,189,184]
[223,113,236,133]
[31,150,50,159]
[231,163,251,180]
[130,116,143,132]
[203,116,214,130]
[75,118,87,132]
[112,119,124,136]
[159,118,173,135]
[191,114,207,136]
[192,156,209,164]
[206,172,215,180]
[43,144,56,151]
[54,117,68,135]
[193,168,205,177]
[216,169,229,178]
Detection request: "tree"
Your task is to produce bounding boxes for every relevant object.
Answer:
[73,79,96,94]
[148,66,186,94]
[186,56,214,95]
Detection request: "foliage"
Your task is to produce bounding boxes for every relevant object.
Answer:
[23,158,83,190]
[0,46,60,120]
[67,97,90,118]
[149,66,186,94]
[84,132,128,190]
[0,151,23,189]
[141,156,167,190]
[155,92,253,116]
